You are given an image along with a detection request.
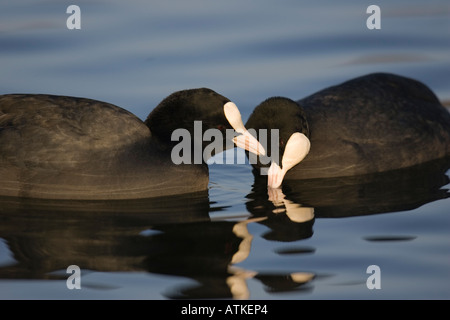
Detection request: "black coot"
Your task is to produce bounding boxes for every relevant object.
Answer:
[245,73,450,188]
[0,88,262,199]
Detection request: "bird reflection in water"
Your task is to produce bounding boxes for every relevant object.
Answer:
[0,187,315,299]
[0,157,448,299]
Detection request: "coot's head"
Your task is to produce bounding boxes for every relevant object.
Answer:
[246,97,311,188]
[145,88,265,160]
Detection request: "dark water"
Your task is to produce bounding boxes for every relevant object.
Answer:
[0,0,449,300]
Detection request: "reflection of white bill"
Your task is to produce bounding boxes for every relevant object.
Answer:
[226,266,258,300]
[228,218,264,299]
[268,187,314,223]
[231,217,266,265]
[227,216,315,299]
[291,272,315,283]
[227,265,315,300]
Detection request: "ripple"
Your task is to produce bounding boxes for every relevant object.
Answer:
[275,246,316,255]
[363,235,417,242]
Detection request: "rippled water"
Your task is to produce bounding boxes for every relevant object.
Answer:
[0,0,449,300]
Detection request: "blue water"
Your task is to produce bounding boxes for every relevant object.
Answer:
[0,0,449,300]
